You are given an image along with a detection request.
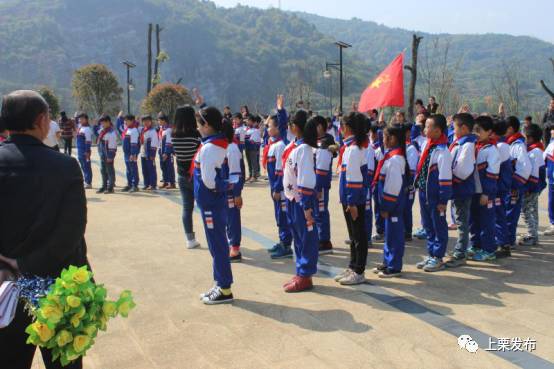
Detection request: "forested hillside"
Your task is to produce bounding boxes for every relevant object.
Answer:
[0,0,552,116]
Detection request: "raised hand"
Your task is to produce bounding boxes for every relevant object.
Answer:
[276,94,284,110]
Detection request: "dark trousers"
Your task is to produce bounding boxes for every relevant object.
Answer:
[124,159,139,188]
[0,303,82,369]
[62,137,72,156]
[141,157,157,188]
[100,159,115,190]
[78,155,92,185]
[246,148,260,178]
[200,206,233,288]
[178,175,195,237]
[343,204,368,274]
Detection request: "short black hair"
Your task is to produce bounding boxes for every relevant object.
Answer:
[99,114,111,123]
[415,99,424,106]
[453,113,474,131]
[124,114,135,121]
[310,115,327,132]
[525,123,542,143]
[506,116,520,133]
[474,115,493,132]
[141,115,153,121]
[79,113,89,120]
[246,114,256,122]
[0,90,49,132]
[429,114,447,134]
[232,113,242,120]
[198,106,223,132]
[524,115,533,121]
[222,118,234,143]
[371,109,379,115]
[492,119,507,137]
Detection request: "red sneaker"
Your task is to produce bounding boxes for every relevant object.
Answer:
[283,275,300,288]
[284,276,313,293]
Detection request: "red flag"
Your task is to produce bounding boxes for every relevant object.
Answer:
[358,53,404,113]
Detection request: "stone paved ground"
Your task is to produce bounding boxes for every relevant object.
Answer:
[33,153,554,369]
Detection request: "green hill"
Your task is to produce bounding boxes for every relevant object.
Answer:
[0,0,552,117]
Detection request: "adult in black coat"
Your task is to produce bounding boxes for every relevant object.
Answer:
[0,90,88,369]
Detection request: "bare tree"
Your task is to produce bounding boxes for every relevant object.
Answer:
[491,61,525,116]
[418,37,464,114]
[539,57,554,98]
[404,34,423,121]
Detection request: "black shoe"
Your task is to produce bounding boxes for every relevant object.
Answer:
[405,234,413,241]
[495,246,512,258]
[121,186,131,192]
[104,188,114,194]
[202,287,233,305]
[372,263,387,274]
[96,188,106,194]
[318,241,334,255]
[230,252,242,263]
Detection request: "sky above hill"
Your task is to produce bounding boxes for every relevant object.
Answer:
[211,0,554,44]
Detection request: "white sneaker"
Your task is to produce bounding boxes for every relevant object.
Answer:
[541,225,554,236]
[339,272,366,285]
[187,239,201,249]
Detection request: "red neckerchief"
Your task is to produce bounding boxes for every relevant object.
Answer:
[140,126,151,144]
[475,138,497,155]
[98,126,112,143]
[506,132,524,145]
[448,138,459,152]
[527,142,545,152]
[262,137,281,169]
[189,135,229,178]
[158,127,165,140]
[282,140,298,170]
[416,134,448,176]
[121,121,135,140]
[336,136,356,170]
[372,147,404,186]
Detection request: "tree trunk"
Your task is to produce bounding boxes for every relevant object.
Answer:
[147,23,153,94]
[541,80,554,99]
[153,24,161,89]
[404,34,423,121]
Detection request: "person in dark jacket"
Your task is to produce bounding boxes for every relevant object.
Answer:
[0,90,89,369]
[542,98,554,124]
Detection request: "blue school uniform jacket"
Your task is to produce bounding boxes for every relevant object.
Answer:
[267,138,286,193]
[98,127,117,160]
[315,136,335,192]
[496,140,513,195]
[376,148,406,213]
[193,134,229,210]
[450,134,476,199]
[227,142,244,197]
[544,140,554,185]
[474,143,500,198]
[76,125,92,157]
[527,145,546,193]
[283,139,316,210]
[419,143,453,206]
[159,127,174,156]
[507,133,531,191]
[123,126,140,157]
[338,137,368,206]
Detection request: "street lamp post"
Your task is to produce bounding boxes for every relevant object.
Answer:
[122,61,136,114]
[335,41,351,115]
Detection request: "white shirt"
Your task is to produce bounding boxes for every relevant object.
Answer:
[44,120,60,147]
[283,143,316,202]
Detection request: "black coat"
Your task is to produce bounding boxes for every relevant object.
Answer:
[0,134,89,277]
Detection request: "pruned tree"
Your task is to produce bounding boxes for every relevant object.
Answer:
[141,83,193,121]
[491,61,525,116]
[540,57,554,98]
[404,34,423,121]
[152,24,169,88]
[37,86,60,118]
[72,64,123,117]
[419,37,464,114]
